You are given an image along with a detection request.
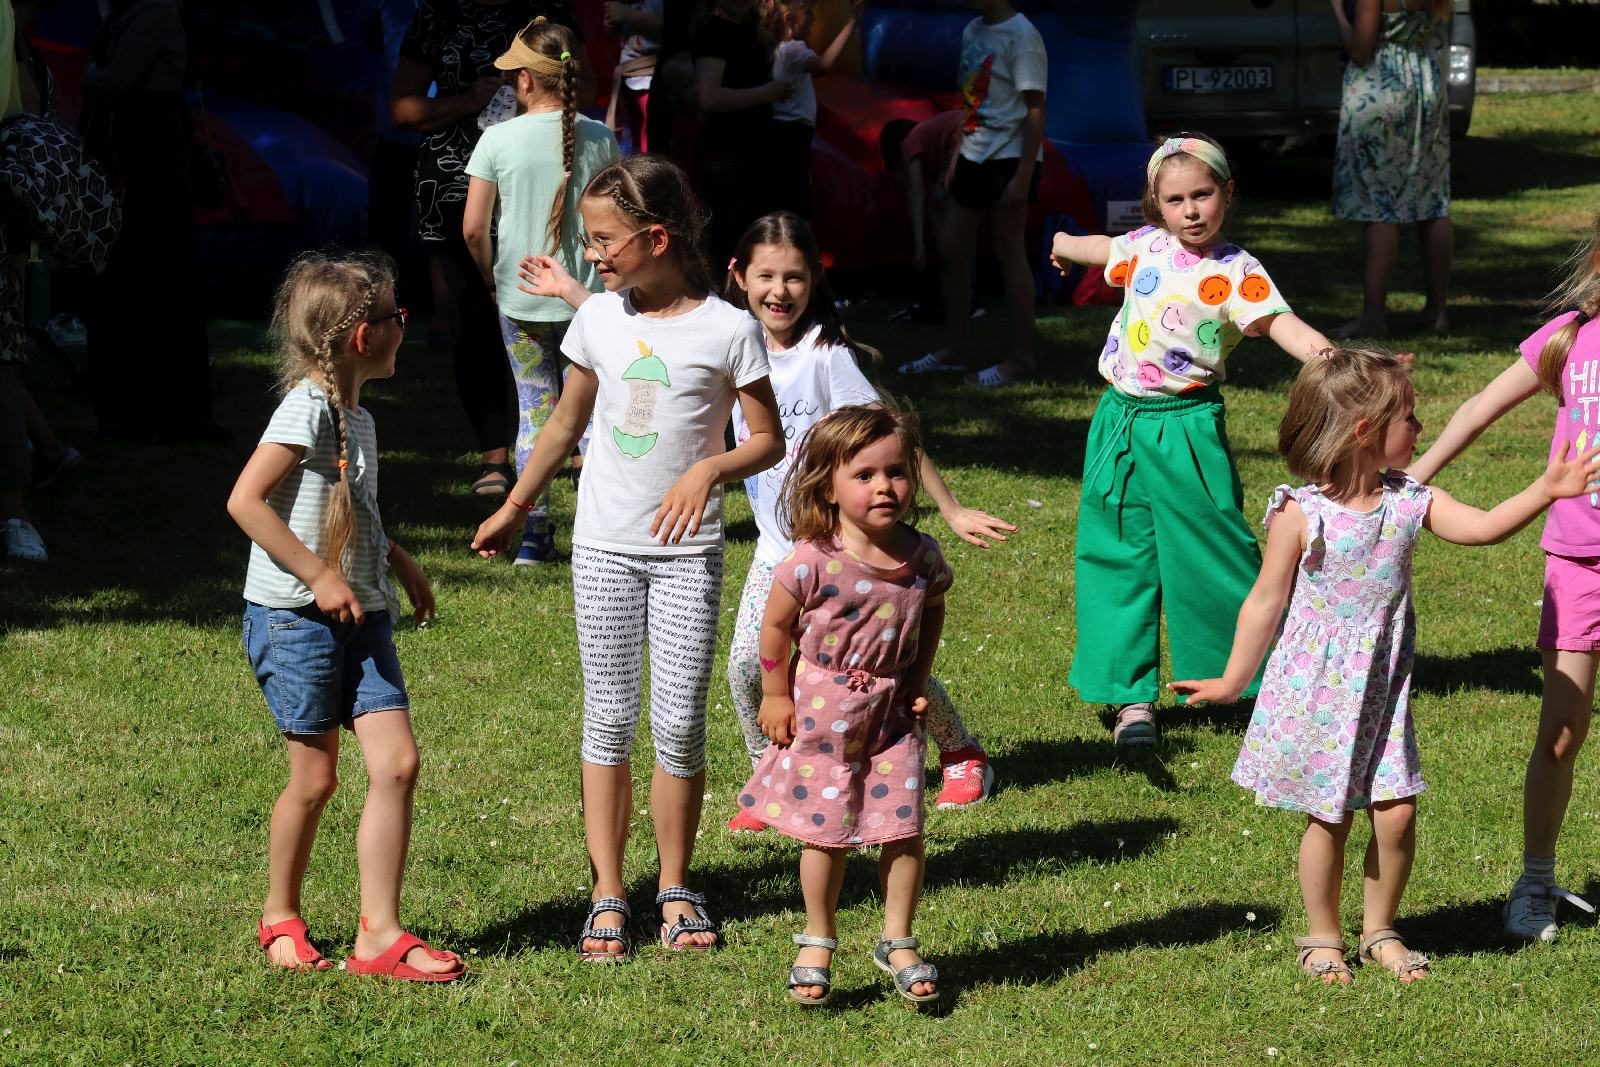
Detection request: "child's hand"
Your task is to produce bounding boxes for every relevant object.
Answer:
[1049,232,1072,276]
[1539,440,1600,501]
[907,695,929,718]
[850,0,864,18]
[310,571,364,626]
[602,0,629,30]
[471,503,522,559]
[1000,170,1031,205]
[517,254,576,300]
[1168,678,1242,706]
[652,460,717,544]
[762,79,793,104]
[759,695,798,746]
[389,545,436,623]
[943,506,1017,549]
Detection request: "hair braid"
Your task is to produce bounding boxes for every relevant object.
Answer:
[315,283,375,579]
[543,56,578,260]
[584,156,714,293]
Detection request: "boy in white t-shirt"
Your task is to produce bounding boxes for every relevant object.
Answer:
[899,0,1046,388]
[766,0,863,219]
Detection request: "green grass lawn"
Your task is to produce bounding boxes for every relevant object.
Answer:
[5,91,1600,1064]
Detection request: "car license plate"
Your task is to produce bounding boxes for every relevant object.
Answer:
[1163,65,1274,94]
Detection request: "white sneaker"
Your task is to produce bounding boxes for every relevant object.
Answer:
[1503,878,1595,942]
[3,518,47,562]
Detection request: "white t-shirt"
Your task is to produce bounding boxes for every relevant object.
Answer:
[957,12,1047,164]
[733,324,879,566]
[772,39,818,126]
[1098,226,1291,397]
[563,290,771,555]
[242,380,397,614]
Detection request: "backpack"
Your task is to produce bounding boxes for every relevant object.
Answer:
[0,114,122,272]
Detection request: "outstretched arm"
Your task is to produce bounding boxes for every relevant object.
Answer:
[805,0,863,75]
[1409,358,1542,484]
[1170,499,1305,704]
[1424,443,1600,546]
[917,453,1016,548]
[1261,311,1333,363]
[1050,233,1111,273]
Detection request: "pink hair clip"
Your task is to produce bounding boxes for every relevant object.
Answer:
[728,256,738,269]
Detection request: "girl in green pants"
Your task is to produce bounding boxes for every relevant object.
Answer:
[1050,133,1332,744]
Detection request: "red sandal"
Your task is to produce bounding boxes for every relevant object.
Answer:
[258,917,334,971]
[345,930,465,983]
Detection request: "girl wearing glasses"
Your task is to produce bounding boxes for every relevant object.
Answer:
[228,252,463,982]
[473,155,784,961]
[465,18,620,565]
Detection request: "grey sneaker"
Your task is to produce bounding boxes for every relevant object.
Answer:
[1503,877,1595,942]
[3,518,47,562]
[1112,703,1157,746]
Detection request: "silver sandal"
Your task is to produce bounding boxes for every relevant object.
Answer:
[1294,935,1351,983]
[788,933,837,1007]
[873,936,939,1004]
[1359,927,1429,981]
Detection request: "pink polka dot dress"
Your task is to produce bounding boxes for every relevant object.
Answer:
[1231,473,1431,822]
[739,532,952,848]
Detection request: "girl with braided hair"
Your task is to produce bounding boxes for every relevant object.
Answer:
[228,252,462,982]
[465,17,620,564]
[475,155,784,961]
[1409,215,1600,944]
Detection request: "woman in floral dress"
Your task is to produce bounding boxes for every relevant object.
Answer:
[1330,0,1454,339]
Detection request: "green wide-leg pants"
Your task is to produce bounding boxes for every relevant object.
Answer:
[1068,386,1265,705]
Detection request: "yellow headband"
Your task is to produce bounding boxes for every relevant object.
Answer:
[1146,136,1231,186]
[493,18,574,77]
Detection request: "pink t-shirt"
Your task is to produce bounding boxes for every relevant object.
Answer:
[1523,311,1600,555]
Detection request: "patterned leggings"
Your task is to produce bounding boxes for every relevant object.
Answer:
[499,315,589,532]
[727,557,978,768]
[572,545,724,778]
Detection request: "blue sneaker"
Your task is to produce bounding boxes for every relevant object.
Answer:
[513,521,563,566]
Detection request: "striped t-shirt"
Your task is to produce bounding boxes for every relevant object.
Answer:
[242,380,396,613]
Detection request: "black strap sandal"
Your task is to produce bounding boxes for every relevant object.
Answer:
[655,886,720,951]
[471,462,516,496]
[577,896,632,963]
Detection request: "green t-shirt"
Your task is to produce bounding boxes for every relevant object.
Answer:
[466,111,620,323]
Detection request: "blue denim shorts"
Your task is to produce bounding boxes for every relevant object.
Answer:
[242,601,409,735]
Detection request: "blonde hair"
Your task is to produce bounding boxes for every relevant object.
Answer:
[512,18,582,260]
[781,403,923,543]
[1142,130,1232,228]
[270,250,395,579]
[1279,347,1413,486]
[1535,213,1600,399]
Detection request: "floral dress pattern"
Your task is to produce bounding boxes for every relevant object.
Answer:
[1231,473,1430,821]
[739,534,951,848]
[1331,8,1450,223]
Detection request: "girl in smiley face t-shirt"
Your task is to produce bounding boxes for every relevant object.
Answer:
[1048,134,1332,744]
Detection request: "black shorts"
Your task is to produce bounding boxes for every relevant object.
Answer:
[948,154,1041,211]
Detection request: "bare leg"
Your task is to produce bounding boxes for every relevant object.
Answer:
[651,765,717,946]
[1299,814,1353,984]
[261,729,339,968]
[984,197,1036,378]
[348,710,456,972]
[581,759,634,954]
[792,845,848,999]
[880,835,935,997]
[933,204,982,366]
[1415,216,1454,331]
[1337,222,1397,336]
[1362,798,1423,982]
[1524,650,1598,856]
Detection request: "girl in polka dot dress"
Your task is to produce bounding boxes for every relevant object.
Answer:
[739,404,948,1006]
[1049,133,1333,747]
[1171,348,1600,986]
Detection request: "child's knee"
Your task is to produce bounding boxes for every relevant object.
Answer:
[1536,713,1590,765]
[372,746,421,790]
[287,769,338,808]
[1369,798,1417,835]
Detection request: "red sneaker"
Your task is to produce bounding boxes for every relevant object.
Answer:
[727,807,768,833]
[934,745,993,810]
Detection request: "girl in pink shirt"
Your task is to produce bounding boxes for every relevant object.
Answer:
[1409,214,1600,944]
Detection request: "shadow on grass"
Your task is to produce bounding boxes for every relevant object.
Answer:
[942,900,1284,994]
[1412,647,1542,697]
[0,945,24,963]
[1402,875,1600,959]
[1162,697,1256,735]
[464,820,1179,956]
[997,736,1194,794]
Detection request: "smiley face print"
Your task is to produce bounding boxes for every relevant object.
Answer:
[1196,319,1223,350]
[1128,318,1153,352]
[1197,275,1231,305]
[1239,274,1272,302]
[1133,267,1162,296]
[1158,298,1193,333]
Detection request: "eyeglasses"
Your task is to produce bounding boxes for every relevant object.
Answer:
[577,227,651,260]
[367,307,409,330]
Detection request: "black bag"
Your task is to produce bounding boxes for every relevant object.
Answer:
[0,114,123,272]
